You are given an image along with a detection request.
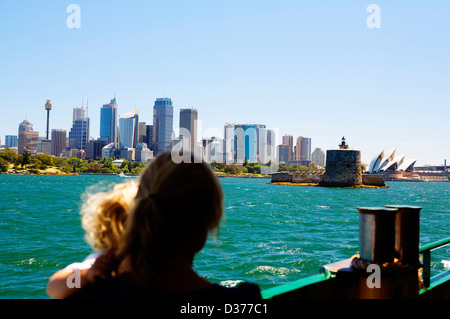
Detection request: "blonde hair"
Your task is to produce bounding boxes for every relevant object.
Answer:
[117,152,224,286]
[81,180,139,252]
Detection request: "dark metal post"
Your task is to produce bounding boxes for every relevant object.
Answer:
[357,207,398,263]
[385,205,421,266]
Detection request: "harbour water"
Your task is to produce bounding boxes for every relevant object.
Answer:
[0,174,448,299]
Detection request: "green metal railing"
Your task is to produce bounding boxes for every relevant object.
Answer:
[419,237,450,289]
[261,237,450,299]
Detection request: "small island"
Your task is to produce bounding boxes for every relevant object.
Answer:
[270,138,388,188]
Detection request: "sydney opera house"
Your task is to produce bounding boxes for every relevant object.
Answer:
[368,149,421,181]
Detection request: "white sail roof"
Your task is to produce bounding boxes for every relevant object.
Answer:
[368,149,415,173]
[398,159,416,171]
[369,150,384,173]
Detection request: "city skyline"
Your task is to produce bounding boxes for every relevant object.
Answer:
[1,93,447,166]
[1,1,449,166]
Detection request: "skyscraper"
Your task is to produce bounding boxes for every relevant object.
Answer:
[254,124,267,159]
[232,124,271,164]
[36,139,51,155]
[145,124,153,151]
[85,140,106,160]
[153,98,173,156]
[18,120,39,154]
[312,147,326,166]
[138,122,147,144]
[277,144,291,163]
[118,109,139,149]
[295,136,312,162]
[282,134,294,161]
[51,129,66,157]
[100,97,118,147]
[5,135,18,148]
[179,108,198,153]
[73,107,87,123]
[234,124,257,163]
[224,123,235,163]
[69,107,89,150]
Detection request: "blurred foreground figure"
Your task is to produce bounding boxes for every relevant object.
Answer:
[69,152,261,299]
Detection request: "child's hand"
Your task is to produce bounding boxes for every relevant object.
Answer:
[86,250,119,283]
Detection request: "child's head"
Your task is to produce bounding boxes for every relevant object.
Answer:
[81,180,139,252]
[117,152,224,280]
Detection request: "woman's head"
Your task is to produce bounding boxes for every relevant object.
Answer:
[81,180,139,252]
[118,152,224,279]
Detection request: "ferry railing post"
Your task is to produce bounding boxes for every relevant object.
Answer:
[355,207,398,299]
[385,205,422,267]
[386,205,423,295]
[354,206,421,299]
[358,207,398,263]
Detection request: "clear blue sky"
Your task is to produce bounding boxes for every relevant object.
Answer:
[1,1,449,165]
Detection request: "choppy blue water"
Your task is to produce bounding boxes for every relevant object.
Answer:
[0,175,448,299]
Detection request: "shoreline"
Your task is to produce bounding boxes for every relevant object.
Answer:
[268,182,390,188]
[1,171,447,183]
[216,174,271,179]
[0,170,77,176]
[2,170,446,182]
[0,170,270,179]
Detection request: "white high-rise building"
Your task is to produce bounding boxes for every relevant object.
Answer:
[224,123,235,163]
[119,109,139,149]
[312,147,326,167]
[73,107,87,123]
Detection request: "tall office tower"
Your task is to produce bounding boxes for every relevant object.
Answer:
[118,109,139,149]
[209,137,226,163]
[86,140,106,160]
[145,124,153,151]
[153,98,173,156]
[100,97,118,147]
[5,135,18,148]
[73,107,87,123]
[224,123,235,163]
[282,134,294,161]
[277,145,291,163]
[36,139,51,155]
[18,120,39,154]
[295,136,312,162]
[267,130,275,147]
[51,129,66,156]
[138,122,147,144]
[179,108,198,154]
[254,124,267,161]
[201,137,213,163]
[311,147,326,167]
[266,129,276,161]
[234,124,257,163]
[69,107,90,150]
[45,99,52,140]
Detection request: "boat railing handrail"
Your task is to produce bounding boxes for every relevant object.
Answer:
[419,237,450,289]
[261,237,450,299]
